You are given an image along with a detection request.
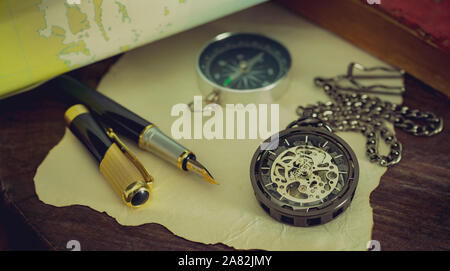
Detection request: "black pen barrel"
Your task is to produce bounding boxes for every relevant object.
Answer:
[65,104,113,163]
[54,75,151,142]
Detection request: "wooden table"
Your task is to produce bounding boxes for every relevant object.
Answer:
[0,54,449,251]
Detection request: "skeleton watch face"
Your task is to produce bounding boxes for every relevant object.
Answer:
[250,127,359,227]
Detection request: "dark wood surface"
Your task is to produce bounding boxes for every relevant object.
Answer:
[275,0,450,97]
[0,54,449,250]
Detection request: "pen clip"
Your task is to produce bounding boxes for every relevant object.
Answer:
[106,128,153,184]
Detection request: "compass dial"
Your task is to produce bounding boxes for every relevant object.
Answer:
[198,33,291,91]
[250,128,359,227]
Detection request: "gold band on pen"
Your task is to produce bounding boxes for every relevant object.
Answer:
[177,150,192,170]
[138,124,156,148]
[65,104,89,124]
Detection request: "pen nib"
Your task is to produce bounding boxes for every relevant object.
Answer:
[186,159,219,185]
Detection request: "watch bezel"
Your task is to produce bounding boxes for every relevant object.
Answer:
[250,127,359,227]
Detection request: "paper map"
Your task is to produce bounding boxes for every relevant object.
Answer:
[0,0,266,98]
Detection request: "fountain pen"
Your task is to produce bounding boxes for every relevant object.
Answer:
[53,75,217,185]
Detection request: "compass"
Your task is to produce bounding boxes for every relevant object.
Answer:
[250,121,359,227]
[196,32,291,105]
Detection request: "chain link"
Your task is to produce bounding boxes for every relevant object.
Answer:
[291,82,443,167]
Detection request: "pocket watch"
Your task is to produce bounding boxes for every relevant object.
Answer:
[250,118,359,227]
[194,32,291,106]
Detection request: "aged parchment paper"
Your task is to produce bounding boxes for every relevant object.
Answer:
[34,3,402,250]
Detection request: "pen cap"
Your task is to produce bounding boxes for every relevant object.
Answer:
[65,104,153,208]
[99,142,153,208]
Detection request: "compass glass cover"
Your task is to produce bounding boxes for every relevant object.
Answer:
[198,33,291,90]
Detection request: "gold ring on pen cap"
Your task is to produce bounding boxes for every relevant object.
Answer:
[65,104,89,125]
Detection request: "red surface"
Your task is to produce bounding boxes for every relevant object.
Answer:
[371,0,450,52]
